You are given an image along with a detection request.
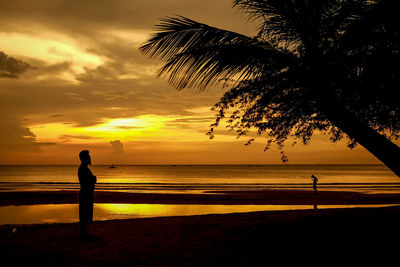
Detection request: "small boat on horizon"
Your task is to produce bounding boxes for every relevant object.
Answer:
[109,164,116,169]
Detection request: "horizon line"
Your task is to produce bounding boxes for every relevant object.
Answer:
[0,163,386,166]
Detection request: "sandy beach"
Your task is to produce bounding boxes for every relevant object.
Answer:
[1,190,400,266]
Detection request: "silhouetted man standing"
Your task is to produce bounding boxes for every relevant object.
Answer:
[78,150,97,239]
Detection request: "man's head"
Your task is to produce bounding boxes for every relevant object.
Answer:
[79,150,91,165]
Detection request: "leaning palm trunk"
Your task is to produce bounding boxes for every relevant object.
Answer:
[340,121,400,178]
[321,100,400,177]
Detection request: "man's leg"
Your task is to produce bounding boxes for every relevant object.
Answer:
[88,191,94,223]
[79,192,89,237]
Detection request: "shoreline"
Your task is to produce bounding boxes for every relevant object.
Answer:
[1,189,400,206]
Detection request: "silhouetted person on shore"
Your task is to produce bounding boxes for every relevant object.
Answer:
[78,150,97,239]
[311,174,318,194]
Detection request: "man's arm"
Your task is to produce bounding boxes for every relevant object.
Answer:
[87,168,96,184]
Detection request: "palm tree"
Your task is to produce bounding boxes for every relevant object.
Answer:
[140,0,400,177]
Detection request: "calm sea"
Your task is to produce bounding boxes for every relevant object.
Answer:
[0,164,399,194]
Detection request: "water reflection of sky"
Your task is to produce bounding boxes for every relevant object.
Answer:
[1,165,399,194]
[0,203,397,225]
[2,182,400,194]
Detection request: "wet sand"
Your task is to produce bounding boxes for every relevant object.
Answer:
[1,189,400,206]
[1,190,400,266]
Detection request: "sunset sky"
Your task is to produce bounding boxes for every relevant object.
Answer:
[0,0,384,165]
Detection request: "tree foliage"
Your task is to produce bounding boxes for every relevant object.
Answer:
[141,0,399,162]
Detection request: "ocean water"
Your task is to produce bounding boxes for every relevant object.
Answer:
[0,164,399,194]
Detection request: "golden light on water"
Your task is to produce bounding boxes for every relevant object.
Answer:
[98,204,169,216]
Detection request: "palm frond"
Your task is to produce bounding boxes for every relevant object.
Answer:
[140,16,292,89]
[337,0,396,51]
[233,0,305,45]
[233,0,372,53]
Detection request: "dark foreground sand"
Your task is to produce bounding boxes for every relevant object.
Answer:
[1,190,400,266]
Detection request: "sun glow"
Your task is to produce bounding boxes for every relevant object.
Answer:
[85,118,147,132]
[28,115,175,143]
[80,115,173,140]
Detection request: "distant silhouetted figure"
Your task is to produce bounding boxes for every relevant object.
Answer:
[78,150,97,239]
[311,174,318,194]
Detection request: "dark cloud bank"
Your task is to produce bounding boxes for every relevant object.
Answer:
[0,51,33,78]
